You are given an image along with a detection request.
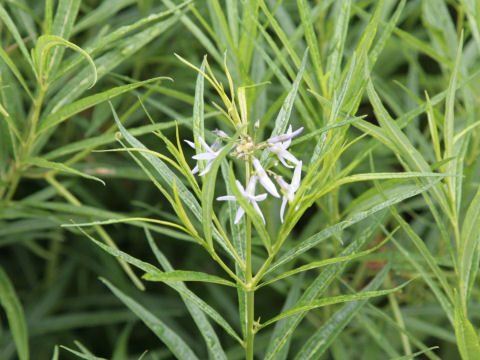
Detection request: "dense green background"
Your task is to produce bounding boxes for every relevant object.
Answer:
[1,0,480,359]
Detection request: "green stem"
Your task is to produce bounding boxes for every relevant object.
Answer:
[245,215,255,360]
[3,86,47,202]
[245,160,255,359]
[245,288,255,360]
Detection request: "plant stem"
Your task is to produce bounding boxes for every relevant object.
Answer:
[245,160,255,359]
[245,288,255,360]
[245,215,255,360]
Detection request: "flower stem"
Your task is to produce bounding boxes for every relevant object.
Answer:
[245,160,255,359]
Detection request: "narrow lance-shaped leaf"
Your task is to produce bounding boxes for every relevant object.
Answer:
[193,58,206,172]
[59,346,106,360]
[47,0,81,75]
[0,45,33,99]
[0,266,29,360]
[0,4,36,73]
[297,0,324,90]
[258,279,412,330]
[294,265,391,360]
[267,177,444,275]
[24,157,105,185]
[454,293,480,360]
[32,35,97,88]
[260,49,308,164]
[38,77,168,134]
[444,32,464,215]
[102,278,200,360]
[143,270,237,287]
[460,187,480,304]
[145,229,229,359]
[259,233,392,288]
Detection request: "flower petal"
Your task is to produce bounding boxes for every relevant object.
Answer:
[184,139,196,149]
[278,155,294,168]
[251,201,266,224]
[280,196,288,223]
[198,136,214,152]
[268,126,304,143]
[198,161,213,176]
[192,152,217,160]
[252,158,280,198]
[279,149,300,165]
[252,193,268,202]
[217,195,236,201]
[291,161,303,189]
[235,180,246,195]
[234,206,245,224]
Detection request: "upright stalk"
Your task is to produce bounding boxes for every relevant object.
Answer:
[4,85,47,202]
[244,160,255,360]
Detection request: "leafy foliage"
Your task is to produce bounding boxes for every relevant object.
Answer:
[1,1,479,359]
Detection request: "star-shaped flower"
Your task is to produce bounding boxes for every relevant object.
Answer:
[267,125,303,168]
[217,175,267,224]
[184,137,223,176]
[276,161,302,223]
[252,157,280,198]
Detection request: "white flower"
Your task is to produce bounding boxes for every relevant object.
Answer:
[276,161,302,223]
[267,125,303,168]
[267,125,304,144]
[252,157,280,198]
[211,129,229,138]
[217,175,267,224]
[184,137,223,176]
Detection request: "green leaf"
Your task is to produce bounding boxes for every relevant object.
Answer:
[392,238,454,326]
[43,13,181,118]
[71,225,160,274]
[390,347,440,360]
[296,0,324,89]
[161,0,221,64]
[143,270,237,287]
[38,77,167,134]
[102,278,200,360]
[460,187,480,304]
[260,234,392,288]
[43,121,183,160]
[0,4,35,73]
[193,58,206,172]
[0,266,29,360]
[0,44,33,99]
[365,78,451,217]
[259,279,412,330]
[389,204,454,304]
[266,177,444,275]
[443,32,464,215]
[454,295,480,360]
[50,346,59,360]
[145,229,230,359]
[47,0,81,76]
[325,0,351,90]
[260,49,308,164]
[59,346,106,360]
[32,34,97,88]
[264,218,383,360]
[24,157,105,185]
[294,265,390,359]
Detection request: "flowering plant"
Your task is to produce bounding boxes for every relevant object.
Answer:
[86,53,433,359]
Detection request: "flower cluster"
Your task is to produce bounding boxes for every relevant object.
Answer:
[186,125,304,224]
